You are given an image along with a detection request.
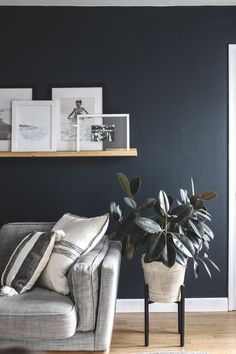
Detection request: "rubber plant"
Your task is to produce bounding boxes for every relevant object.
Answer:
[110,173,219,278]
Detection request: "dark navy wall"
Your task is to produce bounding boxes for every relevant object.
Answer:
[0,6,231,298]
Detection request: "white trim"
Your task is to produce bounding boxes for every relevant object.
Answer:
[2,0,236,6]
[116,298,228,312]
[228,44,236,311]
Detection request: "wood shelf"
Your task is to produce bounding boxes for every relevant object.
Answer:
[0,148,138,158]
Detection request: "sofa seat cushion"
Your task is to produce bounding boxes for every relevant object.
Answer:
[0,287,77,340]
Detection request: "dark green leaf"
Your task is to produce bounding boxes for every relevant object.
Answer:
[195,210,211,221]
[190,195,204,209]
[172,233,195,258]
[135,217,162,234]
[205,257,220,272]
[139,198,157,210]
[117,172,132,197]
[187,232,202,249]
[199,191,218,200]
[116,212,136,239]
[124,197,137,209]
[130,176,141,196]
[110,201,122,221]
[144,232,166,262]
[171,204,193,222]
[202,223,214,239]
[175,249,188,266]
[188,219,204,238]
[167,238,176,267]
[159,190,169,214]
[126,235,139,260]
[199,259,212,278]
[180,189,188,203]
[191,177,195,196]
[193,259,199,279]
[168,196,174,208]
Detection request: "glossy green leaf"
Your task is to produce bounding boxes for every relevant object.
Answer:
[193,259,199,279]
[188,219,204,238]
[166,238,176,268]
[191,177,195,196]
[139,198,157,210]
[135,217,162,234]
[144,232,166,262]
[171,204,193,222]
[199,259,212,278]
[202,223,214,239]
[195,210,211,221]
[124,197,137,209]
[204,256,220,272]
[110,201,122,221]
[116,212,136,239]
[159,190,169,214]
[175,249,188,266]
[190,195,204,209]
[130,176,141,196]
[117,172,132,197]
[172,233,195,258]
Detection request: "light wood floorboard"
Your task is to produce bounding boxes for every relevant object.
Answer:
[110,312,236,354]
[32,312,236,354]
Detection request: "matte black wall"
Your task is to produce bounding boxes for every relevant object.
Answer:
[0,6,231,298]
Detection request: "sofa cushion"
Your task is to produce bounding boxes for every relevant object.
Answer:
[40,213,109,295]
[0,222,54,277]
[68,235,109,332]
[1,230,65,294]
[0,287,77,340]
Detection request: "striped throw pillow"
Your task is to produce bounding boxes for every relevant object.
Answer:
[1,230,65,295]
[39,213,109,295]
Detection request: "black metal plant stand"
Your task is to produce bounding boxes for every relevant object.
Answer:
[144,283,185,347]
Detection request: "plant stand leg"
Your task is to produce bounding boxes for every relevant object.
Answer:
[144,283,149,346]
[178,300,181,334]
[180,285,185,347]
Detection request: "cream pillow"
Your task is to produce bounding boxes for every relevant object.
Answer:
[39,213,109,295]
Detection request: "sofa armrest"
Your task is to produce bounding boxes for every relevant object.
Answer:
[67,236,109,332]
[94,241,122,351]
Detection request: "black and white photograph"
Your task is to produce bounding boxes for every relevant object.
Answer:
[11,101,58,152]
[52,87,103,151]
[91,124,115,142]
[0,88,32,151]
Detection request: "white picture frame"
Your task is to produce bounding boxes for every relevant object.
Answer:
[0,88,32,151]
[52,87,103,151]
[77,114,130,152]
[12,100,58,152]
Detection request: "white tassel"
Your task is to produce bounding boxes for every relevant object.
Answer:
[0,286,18,296]
[54,229,65,241]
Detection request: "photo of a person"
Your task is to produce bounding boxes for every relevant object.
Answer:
[67,100,89,120]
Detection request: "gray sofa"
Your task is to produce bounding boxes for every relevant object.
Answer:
[0,222,121,352]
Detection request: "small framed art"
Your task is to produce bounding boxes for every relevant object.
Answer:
[11,100,58,152]
[77,114,130,151]
[52,86,103,151]
[0,88,33,151]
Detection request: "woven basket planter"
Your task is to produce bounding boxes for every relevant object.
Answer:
[141,255,186,303]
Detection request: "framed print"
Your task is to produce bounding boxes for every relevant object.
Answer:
[52,87,103,151]
[77,114,130,152]
[12,100,58,152]
[0,88,32,151]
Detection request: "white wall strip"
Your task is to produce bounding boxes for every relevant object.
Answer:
[1,0,236,6]
[116,298,228,312]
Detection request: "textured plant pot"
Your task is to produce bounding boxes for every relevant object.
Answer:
[141,255,186,303]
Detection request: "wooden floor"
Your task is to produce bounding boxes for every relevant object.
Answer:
[110,312,236,354]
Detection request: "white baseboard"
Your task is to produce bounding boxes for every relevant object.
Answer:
[116,297,228,312]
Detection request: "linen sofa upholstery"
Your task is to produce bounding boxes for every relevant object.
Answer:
[0,222,121,352]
